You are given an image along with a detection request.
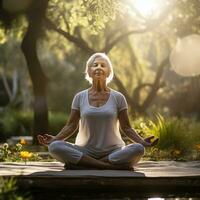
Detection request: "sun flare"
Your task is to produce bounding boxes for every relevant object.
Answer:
[133,0,163,18]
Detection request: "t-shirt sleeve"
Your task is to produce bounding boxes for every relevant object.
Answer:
[117,93,128,112]
[71,93,81,110]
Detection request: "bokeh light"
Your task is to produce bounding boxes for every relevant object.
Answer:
[170,34,200,77]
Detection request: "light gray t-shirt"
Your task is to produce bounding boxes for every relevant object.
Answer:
[71,88,128,157]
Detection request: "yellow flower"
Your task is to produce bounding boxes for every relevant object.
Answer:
[20,138,27,145]
[3,143,9,149]
[140,122,146,128]
[16,143,22,149]
[20,151,33,159]
[174,150,181,155]
[195,144,200,151]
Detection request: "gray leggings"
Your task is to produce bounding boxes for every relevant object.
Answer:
[48,140,145,165]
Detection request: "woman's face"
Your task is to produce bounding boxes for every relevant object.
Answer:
[88,57,110,82]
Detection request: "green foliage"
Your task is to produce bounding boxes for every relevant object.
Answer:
[0,29,7,44]
[130,114,200,160]
[170,0,200,37]
[0,177,31,200]
[0,110,69,141]
[49,112,77,143]
[49,112,68,134]
[0,110,33,141]
[0,15,28,40]
[0,143,42,162]
[48,0,122,34]
[145,114,191,151]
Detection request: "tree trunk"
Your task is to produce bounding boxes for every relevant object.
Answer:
[21,0,49,144]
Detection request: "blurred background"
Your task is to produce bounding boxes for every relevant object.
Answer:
[0,0,200,160]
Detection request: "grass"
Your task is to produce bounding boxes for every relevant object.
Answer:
[131,114,200,161]
[0,177,31,200]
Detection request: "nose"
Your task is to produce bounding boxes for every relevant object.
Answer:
[96,64,103,69]
[95,64,104,72]
[96,64,103,70]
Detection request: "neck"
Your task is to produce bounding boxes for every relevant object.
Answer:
[90,80,108,92]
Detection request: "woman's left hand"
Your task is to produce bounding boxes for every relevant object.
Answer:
[37,134,57,146]
[143,136,159,147]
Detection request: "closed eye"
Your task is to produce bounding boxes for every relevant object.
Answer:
[93,63,105,67]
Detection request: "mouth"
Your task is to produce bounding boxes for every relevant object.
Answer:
[94,73,103,77]
[94,70,104,75]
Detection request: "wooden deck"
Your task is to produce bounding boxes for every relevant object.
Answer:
[1,161,200,198]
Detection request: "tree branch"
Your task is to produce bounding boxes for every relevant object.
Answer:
[132,83,153,104]
[113,74,132,104]
[103,2,175,53]
[103,27,148,53]
[44,17,95,54]
[140,57,169,111]
[113,74,141,113]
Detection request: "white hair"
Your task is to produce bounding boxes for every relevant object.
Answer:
[85,53,114,84]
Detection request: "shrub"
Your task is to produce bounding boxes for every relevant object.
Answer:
[146,115,193,152]
[0,110,69,141]
[0,110,33,141]
[0,177,31,200]
[0,142,42,162]
[49,112,68,134]
[130,114,200,160]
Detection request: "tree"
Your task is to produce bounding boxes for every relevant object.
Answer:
[21,0,49,144]
[44,0,173,116]
[0,0,49,143]
[44,0,200,117]
[0,0,121,143]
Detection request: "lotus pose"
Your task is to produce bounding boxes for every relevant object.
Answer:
[38,53,158,170]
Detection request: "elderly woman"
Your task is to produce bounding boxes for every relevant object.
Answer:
[37,53,158,170]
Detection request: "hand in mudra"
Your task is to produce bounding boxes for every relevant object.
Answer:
[37,134,56,146]
[144,136,159,147]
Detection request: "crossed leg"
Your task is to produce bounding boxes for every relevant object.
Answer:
[48,141,144,170]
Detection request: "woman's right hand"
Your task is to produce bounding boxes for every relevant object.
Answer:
[143,136,159,147]
[37,134,57,146]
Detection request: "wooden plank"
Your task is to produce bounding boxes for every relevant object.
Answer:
[1,161,200,198]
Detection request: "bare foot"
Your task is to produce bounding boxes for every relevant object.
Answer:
[99,155,109,163]
[104,162,134,171]
[99,156,133,170]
